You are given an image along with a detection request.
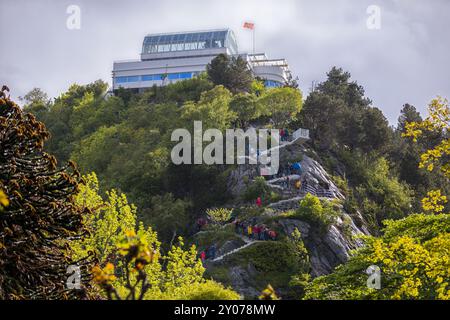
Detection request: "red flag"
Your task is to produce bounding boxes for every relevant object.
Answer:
[243,22,255,30]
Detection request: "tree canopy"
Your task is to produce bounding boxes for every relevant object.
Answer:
[0,87,93,299]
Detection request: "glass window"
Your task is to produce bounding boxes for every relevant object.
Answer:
[264,80,282,88]
[179,72,192,79]
[142,74,164,81]
[142,30,236,54]
[115,76,127,84]
[127,76,140,82]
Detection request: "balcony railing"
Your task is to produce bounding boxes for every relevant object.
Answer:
[292,128,310,141]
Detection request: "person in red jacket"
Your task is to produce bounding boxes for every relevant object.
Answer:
[253,225,260,240]
[256,197,262,207]
[269,230,277,241]
[200,251,206,262]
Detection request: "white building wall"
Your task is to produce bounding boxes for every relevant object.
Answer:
[112,31,292,91]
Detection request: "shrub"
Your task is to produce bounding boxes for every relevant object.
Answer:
[207,208,233,224]
[243,177,270,202]
[172,280,241,300]
[295,194,339,232]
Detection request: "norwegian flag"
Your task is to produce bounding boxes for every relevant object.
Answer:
[243,22,255,30]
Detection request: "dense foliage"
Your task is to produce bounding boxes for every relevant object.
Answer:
[9,62,450,300]
[0,87,93,299]
[305,97,450,300]
[26,73,302,244]
[206,54,254,94]
[72,173,239,300]
[304,214,450,300]
[295,194,340,233]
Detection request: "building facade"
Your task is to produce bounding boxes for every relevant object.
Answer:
[112,28,292,92]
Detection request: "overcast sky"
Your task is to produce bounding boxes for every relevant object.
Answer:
[1,0,449,124]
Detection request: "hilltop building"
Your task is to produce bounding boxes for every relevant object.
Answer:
[112,29,292,92]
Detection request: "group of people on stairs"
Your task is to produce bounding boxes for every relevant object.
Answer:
[233,219,277,241]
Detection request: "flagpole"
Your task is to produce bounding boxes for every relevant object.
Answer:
[253,26,255,54]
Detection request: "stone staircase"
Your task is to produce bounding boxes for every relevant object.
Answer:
[212,235,260,262]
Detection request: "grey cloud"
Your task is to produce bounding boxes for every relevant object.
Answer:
[1,0,449,123]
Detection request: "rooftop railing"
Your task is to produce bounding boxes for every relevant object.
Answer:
[292,128,310,141]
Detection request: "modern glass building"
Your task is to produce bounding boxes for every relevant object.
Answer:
[112,28,291,92]
[141,30,238,56]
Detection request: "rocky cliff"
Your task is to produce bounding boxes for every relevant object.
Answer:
[202,139,369,298]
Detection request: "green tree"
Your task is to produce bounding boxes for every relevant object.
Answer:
[142,194,192,246]
[305,97,450,300]
[71,173,148,262]
[72,174,239,300]
[181,85,236,130]
[304,214,450,300]
[20,87,49,106]
[298,67,391,153]
[207,54,253,93]
[229,93,261,127]
[295,194,339,232]
[206,54,230,87]
[259,87,303,127]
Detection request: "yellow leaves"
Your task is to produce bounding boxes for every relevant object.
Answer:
[259,284,279,300]
[403,97,450,216]
[404,97,450,179]
[421,190,448,214]
[417,139,450,176]
[206,208,233,224]
[402,121,423,142]
[92,262,116,284]
[117,229,159,271]
[366,233,450,300]
[125,229,136,238]
[0,190,9,209]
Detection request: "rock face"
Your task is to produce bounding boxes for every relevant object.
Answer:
[228,264,260,298]
[278,215,365,277]
[299,154,345,200]
[218,142,369,297]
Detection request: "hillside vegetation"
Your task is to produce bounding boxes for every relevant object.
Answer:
[2,57,449,299]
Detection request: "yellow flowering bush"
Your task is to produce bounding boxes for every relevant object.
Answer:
[304,214,450,300]
[206,207,233,225]
[77,173,239,300]
[367,234,450,299]
[403,97,450,179]
[422,190,448,214]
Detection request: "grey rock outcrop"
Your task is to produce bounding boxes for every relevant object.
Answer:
[228,265,260,298]
[219,142,370,297]
[278,215,365,277]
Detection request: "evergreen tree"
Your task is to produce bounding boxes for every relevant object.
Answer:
[0,86,93,299]
[207,54,253,93]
